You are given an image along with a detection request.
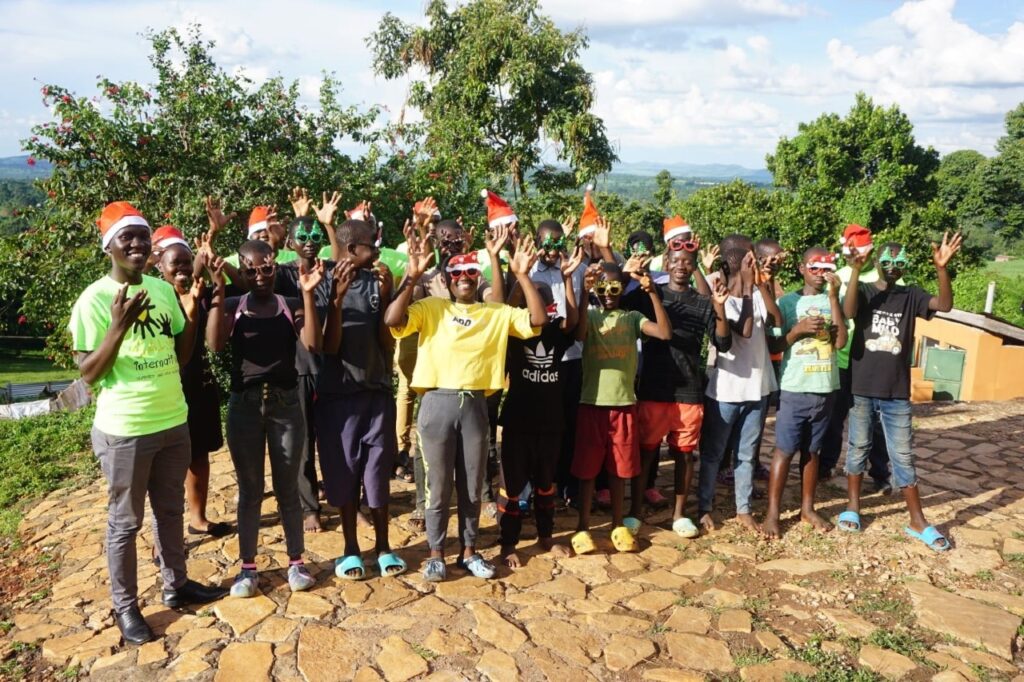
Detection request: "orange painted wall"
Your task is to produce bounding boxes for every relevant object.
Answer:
[914,317,1024,401]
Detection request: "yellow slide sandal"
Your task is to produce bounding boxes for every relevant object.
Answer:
[571,530,597,555]
[611,526,639,553]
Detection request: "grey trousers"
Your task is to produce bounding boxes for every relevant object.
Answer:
[226,384,306,562]
[92,423,190,614]
[418,390,489,552]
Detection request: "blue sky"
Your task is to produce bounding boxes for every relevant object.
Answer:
[1,0,1022,168]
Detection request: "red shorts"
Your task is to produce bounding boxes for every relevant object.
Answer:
[571,404,640,479]
[638,401,704,452]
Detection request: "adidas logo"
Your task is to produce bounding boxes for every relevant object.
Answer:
[524,341,554,369]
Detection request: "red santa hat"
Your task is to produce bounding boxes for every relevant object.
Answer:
[96,201,150,248]
[662,215,693,243]
[152,225,191,251]
[577,185,600,238]
[248,206,272,238]
[806,252,837,270]
[480,189,517,229]
[840,223,872,256]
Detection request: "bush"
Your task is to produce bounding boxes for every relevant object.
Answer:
[0,407,97,537]
[951,268,1024,327]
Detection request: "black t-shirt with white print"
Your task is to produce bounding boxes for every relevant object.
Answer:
[850,282,934,400]
[499,319,574,431]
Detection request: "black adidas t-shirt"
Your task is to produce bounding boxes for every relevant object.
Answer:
[499,320,574,431]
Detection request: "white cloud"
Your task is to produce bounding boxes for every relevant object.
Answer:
[542,0,809,28]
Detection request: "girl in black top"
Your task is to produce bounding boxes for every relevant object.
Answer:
[207,239,324,598]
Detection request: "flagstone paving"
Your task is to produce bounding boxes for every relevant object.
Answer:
[5,400,1024,680]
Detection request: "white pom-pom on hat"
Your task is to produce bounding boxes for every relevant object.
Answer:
[586,183,594,191]
[480,188,489,198]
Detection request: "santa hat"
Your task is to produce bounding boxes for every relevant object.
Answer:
[806,252,837,271]
[480,189,517,229]
[840,223,872,256]
[577,185,600,238]
[445,252,481,274]
[349,201,376,223]
[96,201,150,248]
[152,225,191,251]
[248,206,272,238]
[413,199,441,221]
[662,215,693,243]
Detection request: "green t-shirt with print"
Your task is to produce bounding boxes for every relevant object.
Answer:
[778,291,840,394]
[70,274,188,437]
[580,307,646,407]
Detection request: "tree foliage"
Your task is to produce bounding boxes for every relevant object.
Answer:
[368,0,617,194]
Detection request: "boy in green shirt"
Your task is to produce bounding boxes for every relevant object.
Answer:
[71,202,227,645]
[762,247,847,539]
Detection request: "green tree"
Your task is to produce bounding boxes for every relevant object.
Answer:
[653,170,674,209]
[934,149,986,214]
[368,0,617,195]
[673,179,790,251]
[4,26,395,363]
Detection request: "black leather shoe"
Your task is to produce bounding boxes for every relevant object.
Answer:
[161,579,228,608]
[114,606,154,645]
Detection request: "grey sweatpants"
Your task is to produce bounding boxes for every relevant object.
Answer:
[92,423,190,614]
[226,384,306,562]
[418,389,489,552]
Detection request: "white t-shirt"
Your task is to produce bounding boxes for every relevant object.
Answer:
[705,290,777,403]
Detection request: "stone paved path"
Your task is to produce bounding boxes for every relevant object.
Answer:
[6,400,1024,681]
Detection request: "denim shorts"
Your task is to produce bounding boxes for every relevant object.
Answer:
[774,391,836,455]
[846,396,915,488]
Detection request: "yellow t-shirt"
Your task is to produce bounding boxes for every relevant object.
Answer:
[391,297,537,393]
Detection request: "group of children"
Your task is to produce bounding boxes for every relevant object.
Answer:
[73,188,963,642]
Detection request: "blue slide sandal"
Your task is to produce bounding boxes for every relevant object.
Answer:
[905,525,951,552]
[837,510,862,533]
[335,554,366,580]
[377,552,407,577]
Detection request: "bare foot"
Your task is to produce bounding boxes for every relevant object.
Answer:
[304,512,322,533]
[540,538,571,558]
[735,513,761,534]
[699,513,716,532]
[761,515,782,540]
[801,508,833,534]
[500,546,521,569]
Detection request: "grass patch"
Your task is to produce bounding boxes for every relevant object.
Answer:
[0,350,78,386]
[647,623,668,635]
[788,635,882,682]
[866,629,926,658]
[411,644,437,661]
[975,570,994,582]
[0,406,97,538]
[851,590,912,625]
[1005,553,1024,571]
[733,648,773,667]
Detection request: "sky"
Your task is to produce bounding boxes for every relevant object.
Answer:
[0,0,1022,168]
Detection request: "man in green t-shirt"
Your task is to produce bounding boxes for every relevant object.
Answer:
[71,202,226,645]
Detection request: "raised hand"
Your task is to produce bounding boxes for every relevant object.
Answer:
[932,231,963,269]
[315,190,342,227]
[204,196,236,238]
[701,244,720,272]
[740,251,757,287]
[374,261,394,301]
[631,270,654,293]
[111,284,149,333]
[509,234,539,275]
[711,276,730,307]
[592,216,611,250]
[414,197,438,226]
[485,223,511,256]
[331,259,357,303]
[561,214,577,236]
[846,245,873,271]
[583,263,602,291]
[299,259,325,293]
[824,271,841,298]
[405,232,435,280]
[561,246,584,278]
[194,231,217,262]
[290,187,312,218]
[208,256,227,288]
[623,253,651,275]
[180,271,205,320]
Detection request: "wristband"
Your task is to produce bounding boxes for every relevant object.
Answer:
[769,327,783,338]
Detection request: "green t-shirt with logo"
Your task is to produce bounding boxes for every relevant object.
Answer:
[580,307,646,406]
[778,291,840,393]
[70,274,188,437]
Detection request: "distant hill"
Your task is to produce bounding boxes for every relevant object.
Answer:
[610,161,772,183]
[0,155,51,181]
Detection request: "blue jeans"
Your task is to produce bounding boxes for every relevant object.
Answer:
[846,396,916,489]
[699,396,767,515]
